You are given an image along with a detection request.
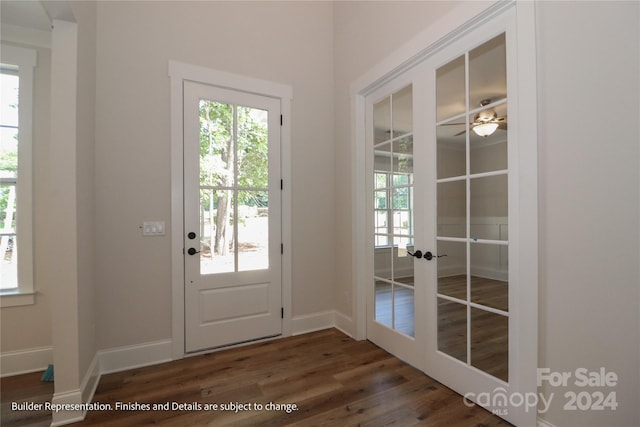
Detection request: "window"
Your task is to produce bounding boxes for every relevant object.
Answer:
[374,171,413,247]
[1,45,36,307]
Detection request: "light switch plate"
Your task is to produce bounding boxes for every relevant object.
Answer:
[142,221,165,236]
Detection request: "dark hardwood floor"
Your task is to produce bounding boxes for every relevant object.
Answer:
[0,371,53,427]
[1,329,512,426]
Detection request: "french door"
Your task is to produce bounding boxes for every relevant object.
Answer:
[183,81,282,353]
[366,7,537,426]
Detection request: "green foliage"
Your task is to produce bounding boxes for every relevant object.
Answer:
[0,150,17,173]
[198,100,270,252]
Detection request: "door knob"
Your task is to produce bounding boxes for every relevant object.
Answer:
[408,250,423,259]
[424,251,447,261]
[187,247,200,256]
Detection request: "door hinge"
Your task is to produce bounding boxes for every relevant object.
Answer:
[281,307,284,319]
[280,179,283,190]
[280,114,283,126]
[281,243,284,254]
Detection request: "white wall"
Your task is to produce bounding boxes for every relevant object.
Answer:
[94,1,335,350]
[536,2,639,426]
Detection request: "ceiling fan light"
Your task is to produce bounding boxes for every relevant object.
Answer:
[472,122,499,137]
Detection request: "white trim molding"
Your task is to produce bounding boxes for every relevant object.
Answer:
[0,43,37,307]
[98,339,173,375]
[168,61,293,359]
[0,346,52,377]
[291,310,336,336]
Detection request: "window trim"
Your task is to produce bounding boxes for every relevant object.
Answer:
[1,44,36,307]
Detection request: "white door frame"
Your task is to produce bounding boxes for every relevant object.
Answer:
[351,0,538,423]
[169,61,293,359]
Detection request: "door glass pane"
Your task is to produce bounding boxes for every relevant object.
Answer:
[392,136,413,176]
[437,124,465,179]
[198,98,272,275]
[394,285,414,337]
[471,307,508,382]
[199,100,234,188]
[373,96,391,144]
[392,85,412,138]
[469,34,506,110]
[374,143,392,174]
[438,298,467,363]
[471,243,508,311]
[436,240,467,300]
[437,180,466,238]
[470,174,508,241]
[237,106,268,187]
[200,189,235,274]
[373,85,414,338]
[374,244,392,280]
[238,190,268,272]
[375,280,392,328]
[393,235,414,284]
[469,102,508,175]
[436,55,466,122]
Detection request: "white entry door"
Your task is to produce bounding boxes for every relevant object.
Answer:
[366,6,537,426]
[183,81,282,353]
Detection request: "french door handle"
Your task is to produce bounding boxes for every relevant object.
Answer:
[187,247,200,256]
[407,250,423,259]
[424,251,447,261]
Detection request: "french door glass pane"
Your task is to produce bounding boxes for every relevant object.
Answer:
[436,55,465,122]
[470,243,508,311]
[373,97,391,144]
[437,180,466,238]
[394,285,414,337]
[438,298,467,363]
[437,124,465,179]
[471,307,508,382]
[469,33,506,110]
[436,240,467,300]
[374,280,392,328]
[469,103,508,175]
[470,174,508,240]
[392,85,412,138]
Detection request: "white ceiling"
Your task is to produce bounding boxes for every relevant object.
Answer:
[1,1,51,32]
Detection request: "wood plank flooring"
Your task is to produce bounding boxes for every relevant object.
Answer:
[0,371,53,427]
[1,329,512,426]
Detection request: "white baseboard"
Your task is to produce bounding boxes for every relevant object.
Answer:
[0,346,53,377]
[334,311,355,338]
[98,339,173,375]
[291,310,335,335]
[50,389,86,427]
[537,418,557,427]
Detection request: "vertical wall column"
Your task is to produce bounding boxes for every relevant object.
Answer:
[48,17,84,426]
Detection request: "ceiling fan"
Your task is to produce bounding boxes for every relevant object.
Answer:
[446,99,507,137]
